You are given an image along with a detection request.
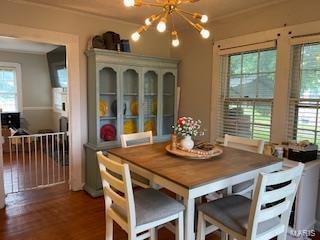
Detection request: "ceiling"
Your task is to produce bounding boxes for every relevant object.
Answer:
[20,0,288,27]
[0,37,58,54]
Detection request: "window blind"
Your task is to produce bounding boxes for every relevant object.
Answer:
[287,42,320,145]
[217,48,276,141]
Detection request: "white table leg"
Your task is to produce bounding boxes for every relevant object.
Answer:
[183,197,195,240]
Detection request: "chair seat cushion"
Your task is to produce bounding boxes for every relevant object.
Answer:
[112,188,184,226]
[135,188,185,226]
[198,195,279,236]
[232,179,254,194]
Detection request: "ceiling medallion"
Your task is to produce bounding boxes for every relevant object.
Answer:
[123,0,210,47]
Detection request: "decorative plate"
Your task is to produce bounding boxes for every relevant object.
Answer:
[165,144,223,160]
[123,120,137,134]
[100,124,116,141]
[99,99,108,117]
[131,99,139,115]
[144,120,156,134]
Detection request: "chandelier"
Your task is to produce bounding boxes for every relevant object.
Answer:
[123,0,210,47]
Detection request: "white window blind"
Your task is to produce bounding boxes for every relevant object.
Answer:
[218,48,277,141]
[0,65,19,112]
[287,42,320,145]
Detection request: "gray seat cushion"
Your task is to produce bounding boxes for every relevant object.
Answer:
[198,195,279,236]
[232,179,254,194]
[112,188,185,226]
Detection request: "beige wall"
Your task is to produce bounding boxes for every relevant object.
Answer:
[0,51,53,133]
[171,0,320,141]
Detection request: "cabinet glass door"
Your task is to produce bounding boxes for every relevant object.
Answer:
[99,67,118,143]
[143,71,158,136]
[122,69,139,134]
[162,72,176,135]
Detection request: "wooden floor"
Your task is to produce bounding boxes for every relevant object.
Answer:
[0,184,318,240]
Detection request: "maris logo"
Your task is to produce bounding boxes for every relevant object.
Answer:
[289,229,316,238]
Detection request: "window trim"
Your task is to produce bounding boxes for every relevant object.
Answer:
[211,21,320,144]
[0,62,22,113]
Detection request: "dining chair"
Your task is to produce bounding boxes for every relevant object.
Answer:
[224,134,265,196]
[97,151,184,240]
[120,131,153,148]
[120,131,153,188]
[197,163,304,240]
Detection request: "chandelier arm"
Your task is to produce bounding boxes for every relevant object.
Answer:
[175,10,197,28]
[140,2,163,7]
[176,8,194,16]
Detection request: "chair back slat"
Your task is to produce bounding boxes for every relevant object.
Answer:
[96,151,136,229]
[100,170,125,193]
[104,187,127,209]
[261,181,296,204]
[257,200,290,222]
[121,131,153,148]
[247,163,304,240]
[224,134,264,154]
[256,224,285,240]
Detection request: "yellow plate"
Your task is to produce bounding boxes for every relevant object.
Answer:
[131,99,138,116]
[144,120,156,135]
[99,99,108,116]
[124,120,137,134]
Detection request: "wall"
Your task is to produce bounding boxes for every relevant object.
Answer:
[0,50,53,133]
[171,0,320,141]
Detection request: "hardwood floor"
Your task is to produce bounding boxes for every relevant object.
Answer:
[0,185,318,240]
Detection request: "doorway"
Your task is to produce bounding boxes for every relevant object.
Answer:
[0,22,82,208]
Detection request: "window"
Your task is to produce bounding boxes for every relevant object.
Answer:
[288,42,320,145]
[0,63,21,112]
[220,49,276,141]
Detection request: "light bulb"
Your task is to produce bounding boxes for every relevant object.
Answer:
[172,39,180,47]
[201,15,208,23]
[145,18,152,26]
[124,0,135,7]
[157,20,166,33]
[131,32,140,41]
[200,29,210,39]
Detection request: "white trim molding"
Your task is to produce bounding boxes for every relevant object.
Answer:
[0,22,82,195]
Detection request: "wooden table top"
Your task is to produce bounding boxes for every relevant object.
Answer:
[108,142,282,189]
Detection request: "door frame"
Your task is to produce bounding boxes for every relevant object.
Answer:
[0,23,82,207]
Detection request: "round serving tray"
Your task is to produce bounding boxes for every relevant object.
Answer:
[165,144,223,160]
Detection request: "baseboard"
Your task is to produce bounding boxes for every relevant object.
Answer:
[83,184,103,198]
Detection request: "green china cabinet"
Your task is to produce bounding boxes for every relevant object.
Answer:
[84,49,179,197]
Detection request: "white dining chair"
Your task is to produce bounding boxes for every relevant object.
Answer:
[224,134,265,196]
[97,151,184,240]
[197,163,304,240]
[120,131,153,188]
[120,131,153,148]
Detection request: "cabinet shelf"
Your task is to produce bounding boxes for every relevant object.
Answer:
[163,92,174,96]
[100,92,116,95]
[100,116,117,120]
[124,115,139,119]
[145,115,157,118]
[163,114,174,117]
[124,93,138,96]
[145,93,157,96]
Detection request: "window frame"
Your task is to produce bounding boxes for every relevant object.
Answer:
[220,48,277,142]
[0,62,22,113]
[288,42,320,145]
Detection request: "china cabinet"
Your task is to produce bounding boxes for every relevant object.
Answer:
[84,49,179,196]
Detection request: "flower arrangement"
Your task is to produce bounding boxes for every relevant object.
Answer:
[173,117,203,137]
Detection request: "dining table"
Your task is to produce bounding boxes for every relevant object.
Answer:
[107,142,283,240]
